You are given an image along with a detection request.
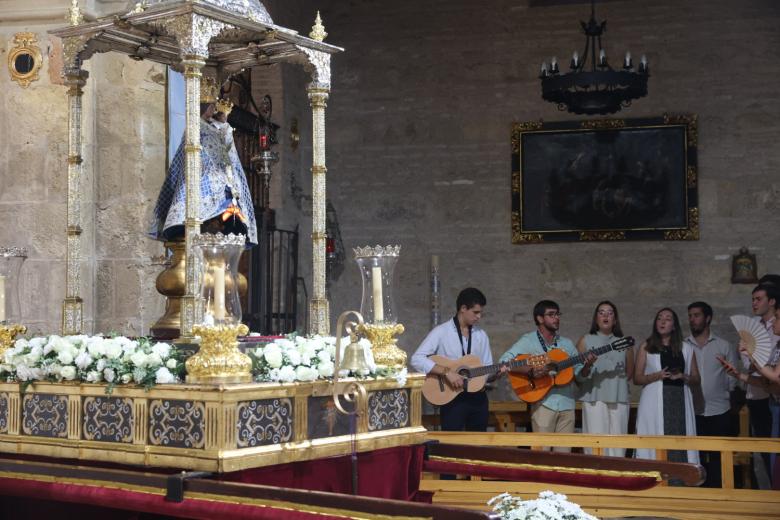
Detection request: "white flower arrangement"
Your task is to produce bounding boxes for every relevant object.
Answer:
[488,491,599,520]
[1,335,184,392]
[248,334,407,385]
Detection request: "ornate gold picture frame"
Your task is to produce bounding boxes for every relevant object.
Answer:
[8,32,43,88]
[511,114,699,243]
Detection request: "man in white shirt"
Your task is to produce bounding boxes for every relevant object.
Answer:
[744,284,779,487]
[411,288,504,431]
[686,301,738,487]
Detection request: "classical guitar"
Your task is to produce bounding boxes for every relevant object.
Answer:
[508,336,635,403]
[422,353,548,406]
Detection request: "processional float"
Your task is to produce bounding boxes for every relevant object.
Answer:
[0,0,702,518]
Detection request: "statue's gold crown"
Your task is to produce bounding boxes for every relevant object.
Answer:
[215,98,234,116]
[200,77,219,104]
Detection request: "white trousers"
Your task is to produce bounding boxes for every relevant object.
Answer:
[581,401,629,457]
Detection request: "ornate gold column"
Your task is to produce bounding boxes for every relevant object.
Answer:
[148,13,229,341]
[308,86,330,335]
[301,14,332,335]
[61,65,88,335]
[179,54,206,341]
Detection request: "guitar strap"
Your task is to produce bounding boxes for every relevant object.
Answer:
[454,316,472,356]
[536,330,558,353]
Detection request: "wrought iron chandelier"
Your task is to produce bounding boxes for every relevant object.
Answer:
[539,0,649,115]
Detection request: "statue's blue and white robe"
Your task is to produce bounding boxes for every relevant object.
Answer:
[149,119,258,245]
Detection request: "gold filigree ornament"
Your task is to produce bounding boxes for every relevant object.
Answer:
[186,323,251,384]
[356,322,406,370]
[309,11,327,41]
[0,324,26,358]
[8,33,43,88]
[200,77,219,105]
[67,0,83,26]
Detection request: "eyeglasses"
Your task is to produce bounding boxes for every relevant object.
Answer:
[544,312,562,318]
[597,310,615,316]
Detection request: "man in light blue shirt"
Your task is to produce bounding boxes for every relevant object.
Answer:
[500,300,594,448]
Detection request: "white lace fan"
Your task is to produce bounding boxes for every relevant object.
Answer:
[730,315,774,367]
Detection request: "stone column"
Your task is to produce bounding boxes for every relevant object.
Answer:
[308,86,330,336]
[62,68,89,335]
[179,54,206,340]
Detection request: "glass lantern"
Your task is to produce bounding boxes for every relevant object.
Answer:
[193,233,245,326]
[0,247,27,325]
[353,245,400,325]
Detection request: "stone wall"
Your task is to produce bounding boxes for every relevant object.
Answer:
[2,0,779,372]
[0,1,166,336]
[304,0,780,378]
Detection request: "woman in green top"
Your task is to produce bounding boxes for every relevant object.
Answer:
[576,301,634,457]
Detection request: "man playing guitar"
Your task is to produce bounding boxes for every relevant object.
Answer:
[411,288,507,431]
[499,300,596,450]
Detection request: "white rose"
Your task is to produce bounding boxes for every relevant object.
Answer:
[60,366,77,380]
[253,346,264,359]
[74,351,93,370]
[394,367,408,387]
[130,351,148,368]
[166,358,177,369]
[104,340,124,360]
[323,336,336,346]
[295,336,307,346]
[146,352,163,367]
[277,365,296,382]
[28,337,47,349]
[47,364,62,378]
[103,368,116,383]
[317,361,334,378]
[267,368,280,381]
[25,346,43,365]
[151,342,171,359]
[86,370,102,382]
[317,349,331,363]
[86,338,106,357]
[286,349,302,366]
[121,373,132,384]
[13,338,29,350]
[300,354,312,366]
[57,350,74,366]
[155,367,177,384]
[96,358,107,371]
[263,344,283,368]
[295,365,317,382]
[48,335,71,353]
[276,338,295,350]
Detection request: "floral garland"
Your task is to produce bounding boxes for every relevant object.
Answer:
[247,334,408,386]
[1,335,184,391]
[0,333,408,392]
[489,491,598,520]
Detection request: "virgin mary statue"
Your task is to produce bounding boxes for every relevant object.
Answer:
[148,79,258,246]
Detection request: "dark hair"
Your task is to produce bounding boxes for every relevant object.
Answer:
[759,274,780,287]
[533,300,559,325]
[589,301,623,336]
[753,284,779,309]
[200,102,213,116]
[687,301,713,319]
[645,307,683,355]
[456,288,486,311]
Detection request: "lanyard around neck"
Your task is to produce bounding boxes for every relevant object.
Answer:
[454,316,472,356]
[537,330,558,352]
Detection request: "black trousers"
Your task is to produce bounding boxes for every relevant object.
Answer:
[695,411,733,488]
[440,391,489,432]
[747,398,773,486]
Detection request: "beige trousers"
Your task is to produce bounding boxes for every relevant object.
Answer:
[530,403,575,453]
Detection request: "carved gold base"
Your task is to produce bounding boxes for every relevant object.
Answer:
[186,323,252,384]
[357,322,407,369]
[0,324,26,358]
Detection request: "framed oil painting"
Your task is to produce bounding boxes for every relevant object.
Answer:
[511,115,698,243]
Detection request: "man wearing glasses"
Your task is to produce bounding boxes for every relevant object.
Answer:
[500,300,594,449]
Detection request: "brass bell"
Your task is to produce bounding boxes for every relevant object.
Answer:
[341,337,371,373]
